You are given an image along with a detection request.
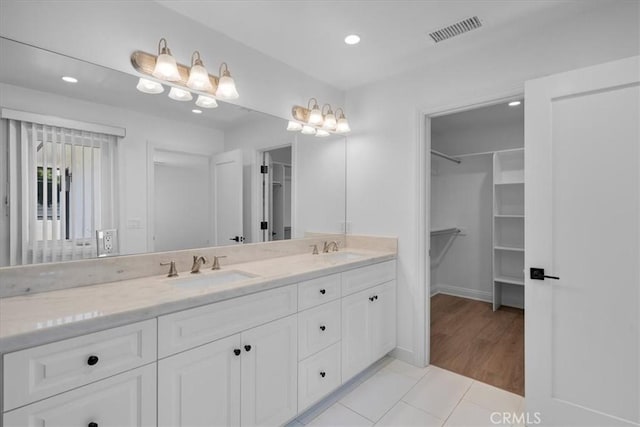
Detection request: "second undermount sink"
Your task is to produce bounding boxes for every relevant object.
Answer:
[170,270,257,289]
[321,251,365,262]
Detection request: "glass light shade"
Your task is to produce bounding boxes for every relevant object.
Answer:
[136,78,164,94]
[196,95,218,109]
[301,125,317,135]
[308,107,324,126]
[152,53,181,81]
[287,121,303,131]
[168,87,193,101]
[187,64,213,91]
[315,129,330,137]
[216,75,239,100]
[323,112,337,129]
[335,117,351,133]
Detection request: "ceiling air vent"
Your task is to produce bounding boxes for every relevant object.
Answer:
[428,16,483,43]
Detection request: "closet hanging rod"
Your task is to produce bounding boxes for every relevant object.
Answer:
[431,149,461,164]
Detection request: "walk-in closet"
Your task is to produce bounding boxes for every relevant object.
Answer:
[429,101,525,395]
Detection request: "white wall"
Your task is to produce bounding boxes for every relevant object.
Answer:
[432,120,524,156]
[0,83,225,255]
[344,2,640,364]
[0,0,344,121]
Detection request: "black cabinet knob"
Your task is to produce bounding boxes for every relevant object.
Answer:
[87,355,99,366]
[319,325,326,331]
[233,349,241,356]
[369,296,375,302]
[244,345,252,352]
[374,295,379,300]
[88,422,98,427]
[319,371,326,378]
[319,289,326,295]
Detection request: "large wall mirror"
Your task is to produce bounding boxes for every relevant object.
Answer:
[0,37,347,267]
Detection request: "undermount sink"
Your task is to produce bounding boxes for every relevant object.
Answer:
[321,252,365,262]
[169,270,256,289]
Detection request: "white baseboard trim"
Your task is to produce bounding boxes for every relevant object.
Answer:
[431,283,492,303]
[390,346,414,365]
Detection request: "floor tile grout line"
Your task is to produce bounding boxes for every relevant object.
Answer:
[439,379,476,426]
[336,402,377,424]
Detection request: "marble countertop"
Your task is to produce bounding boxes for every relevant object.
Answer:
[0,249,395,354]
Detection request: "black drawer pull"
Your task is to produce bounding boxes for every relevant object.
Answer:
[369,296,375,302]
[244,345,252,352]
[319,289,326,295]
[87,355,99,366]
[233,349,241,356]
[319,371,326,378]
[319,325,326,331]
[374,295,379,300]
[88,422,98,427]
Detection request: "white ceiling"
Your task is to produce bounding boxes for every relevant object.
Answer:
[431,101,524,136]
[157,0,604,90]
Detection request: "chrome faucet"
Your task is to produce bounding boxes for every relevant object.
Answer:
[190,256,207,274]
[212,255,227,270]
[160,260,178,277]
[323,241,339,253]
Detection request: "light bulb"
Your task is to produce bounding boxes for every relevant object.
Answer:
[315,129,330,137]
[168,87,193,101]
[196,95,218,109]
[323,112,337,129]
[308,106,323,126]
[152,39,181,81]
[216,63,239,100]
[136,78,164,94]
[287,121,303,131]
[187,51,214,91]
[301,125,316,135]
[335,117,351,133]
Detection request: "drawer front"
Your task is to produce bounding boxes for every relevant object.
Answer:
[3,363,157,427]
[158,284,297,357]
[3,319,157,411]
[298,342,341,412]
[298,300,341,360]
[298,273,341,311]
[341,260,396,296]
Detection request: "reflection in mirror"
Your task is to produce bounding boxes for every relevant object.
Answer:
[0,37,346,267]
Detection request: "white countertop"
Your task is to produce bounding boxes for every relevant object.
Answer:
[0,249,395,354]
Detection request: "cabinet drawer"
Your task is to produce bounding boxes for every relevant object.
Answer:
[298,300,341,360]
[298,273,341,311]
[3,363,157,427]
[298,342,341,412]
[342,260,396,296]
[3,319,156,411]
[158,284,297,357]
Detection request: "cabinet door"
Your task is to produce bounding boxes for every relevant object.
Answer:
[368,281,397,361]
[240,315,297,427]
[3,364,156,427]
[158,334,241,427]
[341,290,371,382]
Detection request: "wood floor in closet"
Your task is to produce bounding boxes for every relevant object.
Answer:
[430,294,524,396]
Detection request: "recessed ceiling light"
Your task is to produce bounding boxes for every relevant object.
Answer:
[508,101,522,107]
[344,34,361,45]
[192,109,203,114]
[62,76,78,83]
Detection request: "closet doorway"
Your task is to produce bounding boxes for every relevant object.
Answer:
[429,101,525,396]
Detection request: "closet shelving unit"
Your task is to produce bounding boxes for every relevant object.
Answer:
[492,148,525,310]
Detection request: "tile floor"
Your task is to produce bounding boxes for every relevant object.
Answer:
[287,358,524,427]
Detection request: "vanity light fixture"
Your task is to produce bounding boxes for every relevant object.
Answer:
[289,99,351,135]
[152,38,181,81]
[61,76,78,83]
[307,98,324,126]
[286,121,303,131]
[168,87,193,101]
[322,104,337,130]
[315,129,330,137]
[136,78,164,94]
[216,63,239,100]
[301,125,317,135]
[196,95,218,109]
[334,108,351,133]
[187,51,214,91]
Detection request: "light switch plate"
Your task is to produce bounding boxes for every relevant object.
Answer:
[96,229,118,257]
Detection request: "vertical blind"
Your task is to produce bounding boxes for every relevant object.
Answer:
[6,119,118,265]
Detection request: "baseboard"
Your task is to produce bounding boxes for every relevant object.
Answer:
[390,346,414,365]
[431,283,492,303]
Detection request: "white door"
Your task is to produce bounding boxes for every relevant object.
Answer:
[525,56,639,426]
[158,334,241,427]
[368,281,397,361]
[341,289,371,381]
[240,315,298,427]
[212,149,244,246]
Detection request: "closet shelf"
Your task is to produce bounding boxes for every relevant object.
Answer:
[494,246,524,252]
[494,275,525,286]
[430,227,461,237]
[495,214,524,219]
[495,181,524,186]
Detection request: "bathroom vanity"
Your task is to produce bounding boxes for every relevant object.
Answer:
[0,238,397,427]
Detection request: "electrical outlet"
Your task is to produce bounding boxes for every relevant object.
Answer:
[96,229,118,257]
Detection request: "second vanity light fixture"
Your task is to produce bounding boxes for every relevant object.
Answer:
[131,38,239,110]
[287,98,351,136]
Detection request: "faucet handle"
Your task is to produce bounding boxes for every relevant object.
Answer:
[310,244,319,255]
[212,255,227,270]
[160,261,178,277]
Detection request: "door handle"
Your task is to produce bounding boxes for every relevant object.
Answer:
[229,236,245,242]
[530,268,560,280]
